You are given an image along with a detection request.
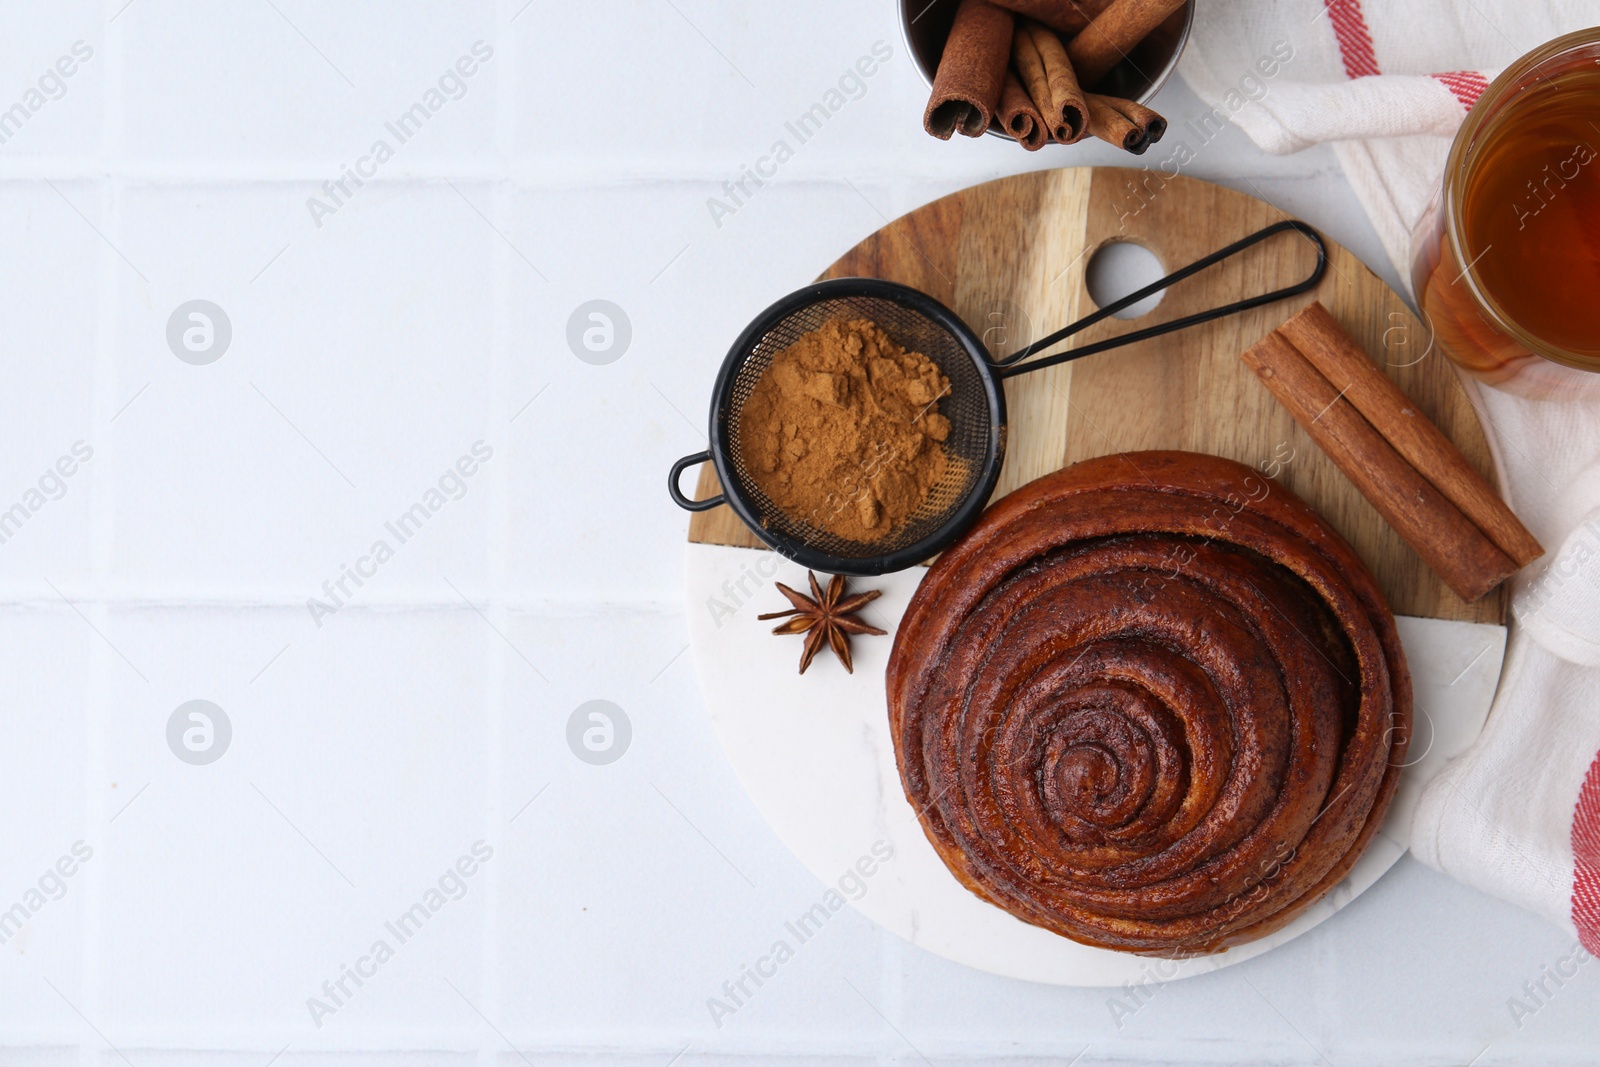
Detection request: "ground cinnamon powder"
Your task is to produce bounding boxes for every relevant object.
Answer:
[739,317,953,543]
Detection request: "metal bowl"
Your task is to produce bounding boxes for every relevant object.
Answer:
[899,0,1195,140]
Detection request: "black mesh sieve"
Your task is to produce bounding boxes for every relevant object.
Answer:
[669,222,1329,577]
[686,279,1006,576]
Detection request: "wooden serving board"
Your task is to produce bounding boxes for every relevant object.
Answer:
[689,168,1506,626]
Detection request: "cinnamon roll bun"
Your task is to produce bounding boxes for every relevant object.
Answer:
[887,451,1410,955]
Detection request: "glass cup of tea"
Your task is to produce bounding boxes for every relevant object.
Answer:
[1411,27,1600,398]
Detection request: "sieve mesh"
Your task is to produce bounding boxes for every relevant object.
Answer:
[719,293,996,563]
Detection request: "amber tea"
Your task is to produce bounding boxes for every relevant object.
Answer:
[1413,30,1600,391]
[1462,67,1600,357]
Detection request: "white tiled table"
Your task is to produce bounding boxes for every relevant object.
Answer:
[0,3,1592,1064]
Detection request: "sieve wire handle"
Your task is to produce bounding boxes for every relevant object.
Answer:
[994,220,1329,380]
[669,451,726,512]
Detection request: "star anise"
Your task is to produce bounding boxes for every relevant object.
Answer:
[758,571,887,674]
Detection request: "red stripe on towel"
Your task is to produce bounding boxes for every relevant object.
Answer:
[1573,749,1600,954]
[1322,0,1381,79]
[1433,70,1490,111]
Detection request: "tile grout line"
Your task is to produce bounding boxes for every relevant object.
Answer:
[0,160,968,183]
[79,1,130,1059]
[0,591,690,613]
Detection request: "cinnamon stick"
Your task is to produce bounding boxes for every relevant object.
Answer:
[1011,25,1056,134]
[924,0,1015,139]
[1085,93,1146,152]
[1277,303,1544,568]
[1242,330,1518,603]
[989,0,1114,34]
[999,72,1049,150]
[1088,92,1166,148]
[1020,20,1088,142]
[1067,0,1186,89]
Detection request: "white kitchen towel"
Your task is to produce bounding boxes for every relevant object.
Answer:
[1180,0,1600,950]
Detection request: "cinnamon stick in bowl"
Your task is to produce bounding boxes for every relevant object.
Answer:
[1068,0,1187,88]
[1015,19,1088,142]
[989,0,1115,34]
[924,0,1015,138]
[1100,94,1167,143]
[999,71,1049,149]
[1086,92,1165,151]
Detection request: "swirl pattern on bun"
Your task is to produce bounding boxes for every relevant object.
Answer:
[887,451,1411,956]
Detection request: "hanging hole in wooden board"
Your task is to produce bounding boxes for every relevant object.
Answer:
[1086,240,1167,320]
